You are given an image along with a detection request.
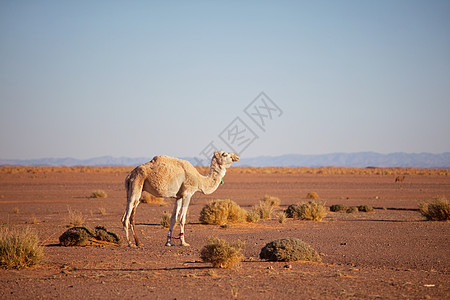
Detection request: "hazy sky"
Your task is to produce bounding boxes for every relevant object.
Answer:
[1,0,449,160]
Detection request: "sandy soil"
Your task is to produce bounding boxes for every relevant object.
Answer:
[0,168,449,299]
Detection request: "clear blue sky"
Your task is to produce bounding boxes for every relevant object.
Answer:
[1,0,449,160]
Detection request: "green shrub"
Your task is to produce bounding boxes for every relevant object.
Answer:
[199,199,247,225]
[260,238,321,262]
[200,236,244,268]
[285,201,327,221]
[0,226,44,269]
[358,205,374,212]
[419,196,450,221]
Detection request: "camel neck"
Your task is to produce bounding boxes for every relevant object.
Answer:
[200,159,225,195]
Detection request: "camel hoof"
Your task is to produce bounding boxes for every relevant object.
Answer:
[165,242,174,247]
[181,242,190,247]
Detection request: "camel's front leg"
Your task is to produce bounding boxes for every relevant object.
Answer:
[179,196,191,247]
[166,198,182,246]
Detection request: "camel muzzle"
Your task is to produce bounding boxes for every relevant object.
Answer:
[231,153,240,162]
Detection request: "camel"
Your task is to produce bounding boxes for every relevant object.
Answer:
[395,175,405,183]
[121,151,240,247]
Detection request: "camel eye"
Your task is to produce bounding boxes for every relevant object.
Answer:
[222,152,227,157]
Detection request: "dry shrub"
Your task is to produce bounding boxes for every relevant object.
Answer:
[200,236,244,268]
[140,191,165,205]
[330,204,348,212]
[358,205,374,212]
[419,196,450,221]
[59,226,120,246]
[277,212,287,224]
[253,195,281,219]
[260,238,321,262]
[13,207,19,214]
[0,226,44,269]
[98,207,107,215]
[67,207,85,227]
[161,212,171,228]
[306,192,319,200]
[246,210,260,223]
[262,195,280,207]
[346,206,359,214]
[199,199,246,225]
[285,201,327,221]
[91,190,107,198]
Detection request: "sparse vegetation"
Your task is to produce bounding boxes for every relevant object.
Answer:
[330,204,348,212]
[98,207,107,215]
[246,210,260,223]
[67,207,86,227]
[0,226,44,269]
[13,207,19,214]
[161,212,171,228]
[200,236,244,268]
[90,190,107,198]
[419,196,450,221]
[252,195,281,220]
[285,201,327,221]
[346,206,359,214]
[277,212,287,224]
[59,226,121,246]
[358,205,374,212]
[306,192,319,200]
[199,199,247,225]
[259,238,321,262]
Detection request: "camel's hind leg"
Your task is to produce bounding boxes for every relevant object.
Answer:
[122,179,143,247]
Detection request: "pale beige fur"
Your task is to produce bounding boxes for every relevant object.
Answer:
[121,151,240,247]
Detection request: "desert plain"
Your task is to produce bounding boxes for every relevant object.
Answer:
[0,166,449,299]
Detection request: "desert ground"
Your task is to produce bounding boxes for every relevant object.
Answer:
[0,166,449,299]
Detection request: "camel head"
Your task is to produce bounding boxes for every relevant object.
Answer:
[213,151,240,168]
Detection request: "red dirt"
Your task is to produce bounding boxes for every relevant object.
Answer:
[1,168,449,299]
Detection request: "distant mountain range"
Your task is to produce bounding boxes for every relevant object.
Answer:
[1,152,449,168]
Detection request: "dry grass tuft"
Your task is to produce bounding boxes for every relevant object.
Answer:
[253,195,281,220]
[285,201,327,221]
[260,238,321,262]
[90,190,107,198]
[419,196,450,221]
[200,236,244,268]
[199,199,247,225]
[246,210,260,223]
[0,226,44,269]
[67,207,86,227]
[306,192,319,200]
[160,212,171,228]
[277,212,287,224]
[13,208,19,214]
